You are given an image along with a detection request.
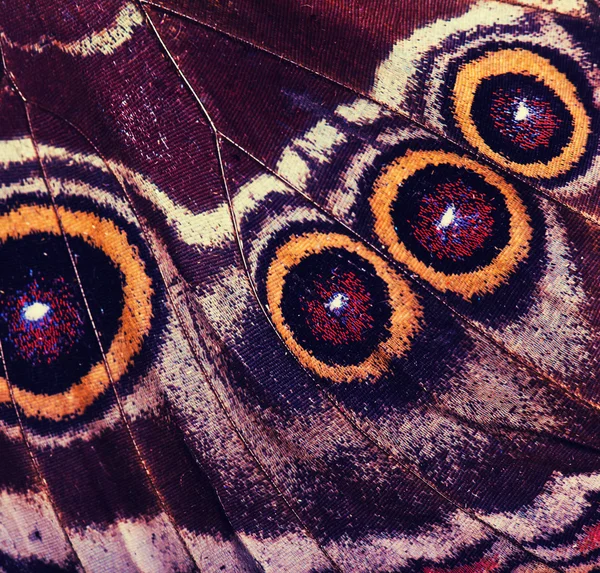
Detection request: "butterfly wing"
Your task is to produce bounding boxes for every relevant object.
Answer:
[0,1,598,571]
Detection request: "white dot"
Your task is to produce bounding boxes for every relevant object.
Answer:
[437,205,456,230]
[22,302,51,322]
[325,293,349,315]
[514,100,529,122]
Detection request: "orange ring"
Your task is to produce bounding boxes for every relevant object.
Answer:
[371,150,532,299]
[0,205,153,420]
[452,48,591,179]
[266,232,422,382]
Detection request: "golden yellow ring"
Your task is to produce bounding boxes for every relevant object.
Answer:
[266,232,422,383]
[452,48,591,179]
[370,150,532,299]
[0,205,154,420]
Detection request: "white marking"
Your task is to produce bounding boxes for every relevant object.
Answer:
[496,204,592,378]
[370,1,600,202]
[238,510,489,573]
[484,472,600,544]
[514,100,530,122]
[116,169,290,249]
[71,514,195,573]
[0,3,143,57]
[295,120,347,160]
[437,205,456,229]
[277,148,311,190]
[0,490,73,566]
[372,1,524,113]
[22,302,50,322]
[239,531,332,573]
[276,119,347,189]
[325,293,349,314]
[180,530,259,572]
[335,98,384,125]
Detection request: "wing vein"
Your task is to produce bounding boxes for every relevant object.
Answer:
[218,130,600,429]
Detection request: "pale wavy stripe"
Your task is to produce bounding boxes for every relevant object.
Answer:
[0,2,143,57]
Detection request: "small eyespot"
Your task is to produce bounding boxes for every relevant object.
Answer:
[265,232,422,382]
[370,150,532,299]
[452,48,591,179]
[0,204,154,421]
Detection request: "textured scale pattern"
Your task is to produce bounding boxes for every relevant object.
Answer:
[0,0,598,571]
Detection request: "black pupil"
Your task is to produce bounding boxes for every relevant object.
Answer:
[471,73,573,164]
[0,233,123,395]
[392,164,511,275]
[280,249,392,366]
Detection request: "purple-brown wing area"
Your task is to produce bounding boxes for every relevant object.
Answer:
[0,1,597,572]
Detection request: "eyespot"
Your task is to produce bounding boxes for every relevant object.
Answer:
[452,48,591,179]
[0,204,154,421]
[265,232,422,382]
[370,150,532,299]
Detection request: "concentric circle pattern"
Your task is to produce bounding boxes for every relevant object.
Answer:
[452,48,591,179]
[266,232,422,382]
[0,205,154,421]
[371,150,532,299]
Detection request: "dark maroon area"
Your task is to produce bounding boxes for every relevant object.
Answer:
[148,7,357,167]
[0,1,599,570]
[38,424,160,525]
[150,0,477,94]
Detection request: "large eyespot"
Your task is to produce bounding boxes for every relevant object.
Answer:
[0,205,153,421]
[265,232,422,382]
[371,150,532,299]
[452,48,591,179]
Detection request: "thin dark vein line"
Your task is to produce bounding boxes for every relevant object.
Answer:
[0,15,205,569]
[24,96,267,573]
[433,399,600,457]
[213,136,600,456]
[142,0,598,39]
[3,74,203,572]
[1,1,570,570]
[141,0,600,234]
[138,3,345,570]
[139,7,569,570]
[0,45,87,573]
[219,129,600,423]
[212,126,576,571]
[144,6,569,568]
[22,105,202,572]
